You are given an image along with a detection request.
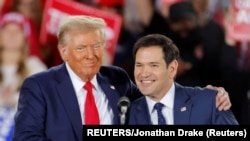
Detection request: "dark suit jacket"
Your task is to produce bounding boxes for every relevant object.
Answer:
[13,64,141,141]
[128,83,238,125]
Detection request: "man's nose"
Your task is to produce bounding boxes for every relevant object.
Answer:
[86,46,95,58]
[140,67,151,77]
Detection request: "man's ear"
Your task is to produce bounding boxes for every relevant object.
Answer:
[168,60,178,79]
[58,44,68,61]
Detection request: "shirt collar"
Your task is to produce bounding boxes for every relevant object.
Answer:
[65,63,98,95]
[146,82,175,113]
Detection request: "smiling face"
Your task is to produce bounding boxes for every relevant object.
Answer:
[134,46,178,101]
[59,29,104,82]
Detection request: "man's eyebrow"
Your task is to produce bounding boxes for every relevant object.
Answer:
[135,62,159,64]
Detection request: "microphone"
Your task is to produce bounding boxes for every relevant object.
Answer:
[117,96,130,125]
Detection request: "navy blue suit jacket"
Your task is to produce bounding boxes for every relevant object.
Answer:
[13,64,141,141]
[128,83,238,125]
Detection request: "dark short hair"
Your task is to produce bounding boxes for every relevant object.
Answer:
[133,34,180,65]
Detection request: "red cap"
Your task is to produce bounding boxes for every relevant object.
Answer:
[0,12,30,37]
[94,0,124,6]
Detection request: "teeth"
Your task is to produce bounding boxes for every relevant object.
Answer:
[141,80,153,83]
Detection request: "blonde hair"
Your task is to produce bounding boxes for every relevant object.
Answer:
[57,15,107,46]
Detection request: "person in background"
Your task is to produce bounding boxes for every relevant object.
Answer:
[13,15,232,141]
[0,12,47,141]
[221,1,250,124]
[9,0,44,61]
[190,0,246,124]
[128,0,204,86]
[128,34,238,125]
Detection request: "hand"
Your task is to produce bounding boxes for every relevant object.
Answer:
[206,85,231,111]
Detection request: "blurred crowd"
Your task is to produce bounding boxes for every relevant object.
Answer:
[0,0,249,140]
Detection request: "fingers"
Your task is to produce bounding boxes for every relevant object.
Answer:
[206,85,231,111]
[216,91,231,111]
[216,87,226,95]
[206,85,213,89]
[206,85,225,92]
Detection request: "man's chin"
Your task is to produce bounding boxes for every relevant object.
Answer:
[140,91,152,96]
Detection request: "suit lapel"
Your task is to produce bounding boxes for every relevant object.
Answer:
[56,64,82,141]
[97,73,120,124]
[174,83,192,125]
[135,97,152,124]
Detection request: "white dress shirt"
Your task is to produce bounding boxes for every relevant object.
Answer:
[146,83,175,125]
[66,63,113,124]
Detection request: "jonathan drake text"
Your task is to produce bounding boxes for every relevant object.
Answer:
[177,128,246,138]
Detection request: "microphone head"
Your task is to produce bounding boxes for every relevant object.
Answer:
[117,96,130,111]
[117,96,130,125]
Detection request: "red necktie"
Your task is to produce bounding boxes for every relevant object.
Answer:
[84,81,100,125]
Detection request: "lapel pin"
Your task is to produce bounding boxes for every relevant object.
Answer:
[110,85,115,90]
[180,106,187,112]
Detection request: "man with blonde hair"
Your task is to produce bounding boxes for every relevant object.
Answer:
[13,15,231,141]
[13,15,140,141]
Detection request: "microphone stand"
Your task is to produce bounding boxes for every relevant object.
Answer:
[120,106,128,125]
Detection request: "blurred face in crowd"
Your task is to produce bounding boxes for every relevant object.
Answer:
[59,29,105,82]
[134,46,178,101]
[0,23,26,51]
[169,19,197,39]
[16,0,37,16]
[192,0,209,15]
[168,18,202,51]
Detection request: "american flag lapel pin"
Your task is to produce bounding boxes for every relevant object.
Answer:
[180,106,187,112]
[110,85,115,90]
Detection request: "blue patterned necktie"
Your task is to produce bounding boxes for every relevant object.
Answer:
[154,102,166,125]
